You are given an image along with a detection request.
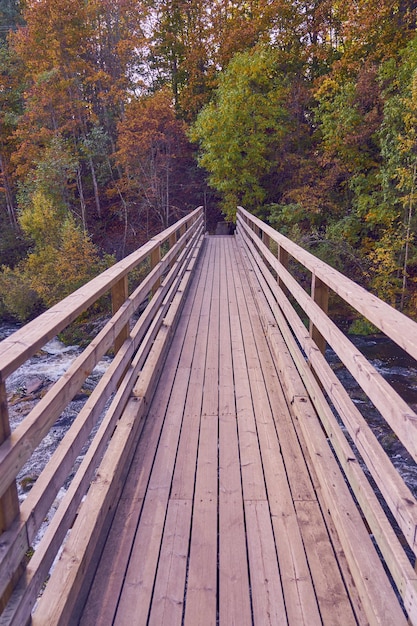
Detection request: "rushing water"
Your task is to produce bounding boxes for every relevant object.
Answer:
[326,334,417,497]
[1,322,111,503]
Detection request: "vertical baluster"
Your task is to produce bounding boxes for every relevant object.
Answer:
[151,245,162,295]
[262,232,271,253]
[0,381,22,611]
[277,245,289,294]
[310,274,329,355]
[169,232,176,269]
[111,275,129,355]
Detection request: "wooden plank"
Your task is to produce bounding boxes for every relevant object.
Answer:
[0,384,18,534]
[79,326,192,625]
[229,240,323,625]
[113,367,191,625]
[295,499,358,625]
[233,240,320,503]
[151,245,162,293]
[245,500,287,625]
[291,393,408,626]
[183,240,220,626]
[237,217,417,532]
[30,394,149,626]
[235,236,364,624]
[171,240,215,500]
[148,499,192,625]
[146,241,215,623]
[240,230,409,625]
[225,241,266,503]
[0,382,21,614]
[247,290,403,624]
[111,274,129,354]
[309,273,329,356]
[218,239,252,626]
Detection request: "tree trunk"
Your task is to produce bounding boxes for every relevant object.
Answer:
[76,166,87,233]
[0,152,18,229]
[88,155,102,218]
[400,160,416,311]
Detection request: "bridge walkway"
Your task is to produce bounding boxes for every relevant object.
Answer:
[77,235,365,625]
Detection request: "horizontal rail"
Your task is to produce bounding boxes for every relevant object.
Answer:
[0,207,204,623]
[0,208,202,383]
[236,206,417,625]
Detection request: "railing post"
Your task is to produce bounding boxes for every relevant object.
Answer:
[111,275,129,354]
[310,274,329,355]
[0,381,22,611]
[277,245,289,293]
[169,232,176,269]
[150,244,162,294]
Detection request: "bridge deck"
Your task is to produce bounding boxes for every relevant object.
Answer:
[79,236,363,625]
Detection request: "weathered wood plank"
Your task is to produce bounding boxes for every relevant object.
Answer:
[295,499,358,626]
[148,499,192,626]
[230,239,323,625]
[239,227,409,625]
[0,382,21,614]
[111,274,129,354]
[113,367,191,625]
[309,273,329,356]
[218,239,252,626]
[80,238,208,626]
[183,239,220,626]
[245,500,288,625]
[170,241,215,501]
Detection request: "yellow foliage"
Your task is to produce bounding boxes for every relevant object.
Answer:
[12,191,113,312]
[367,230,403,306]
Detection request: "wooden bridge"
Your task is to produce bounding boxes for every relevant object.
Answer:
[1,206,417,625]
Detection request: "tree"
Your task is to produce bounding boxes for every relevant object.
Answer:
[116,88,199,232]
[190,45,293,219]
[0,189,112,319]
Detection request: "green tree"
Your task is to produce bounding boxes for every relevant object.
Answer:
[190,45,293,219]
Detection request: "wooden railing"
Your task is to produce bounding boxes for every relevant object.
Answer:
[237,205,417,624]
[0,207,204,625]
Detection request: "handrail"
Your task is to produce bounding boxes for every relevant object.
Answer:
[236,206,417,624]
[0,207,204,623]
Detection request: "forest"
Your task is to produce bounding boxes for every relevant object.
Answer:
[1,0,417,322]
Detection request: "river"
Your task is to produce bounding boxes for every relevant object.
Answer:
[0,322,112,505]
